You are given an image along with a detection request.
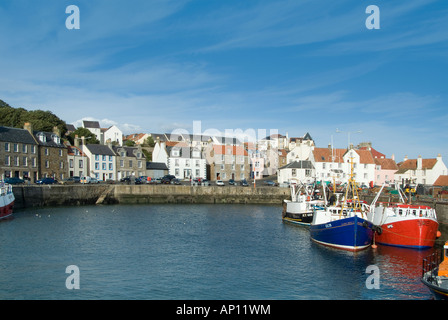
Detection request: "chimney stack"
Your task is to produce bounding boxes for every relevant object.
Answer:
[24,122,33,134]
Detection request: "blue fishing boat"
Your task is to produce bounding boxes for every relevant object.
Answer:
[310,211,374,251]
[310,155,375,251]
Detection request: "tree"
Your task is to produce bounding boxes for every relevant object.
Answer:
[144,136,155,147]
[69,127,100,145]
[0,99,67,136]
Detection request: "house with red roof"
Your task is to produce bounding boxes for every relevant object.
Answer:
[207,145,250,181]
[394,154,447,185]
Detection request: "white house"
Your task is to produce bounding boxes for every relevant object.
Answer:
[82,144,116,181]
[278,160,315,184]
[104,125,123,146]
[166,142,206,180]
[152,139,169,165]
[395,154,448,185]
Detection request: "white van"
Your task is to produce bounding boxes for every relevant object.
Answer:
[80,176,100,184]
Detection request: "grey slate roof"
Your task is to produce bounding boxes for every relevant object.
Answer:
[0,126,38,145]
[86,144,116,156]
[279,160,314,170]
[34,131,66,148]
[146,162,169,170]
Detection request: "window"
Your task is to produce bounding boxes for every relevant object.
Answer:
[23,157,28,167]
[60,161,64,169]
[102,163,106,170]
[13,143,19,152]
[45,160,49,168]
[70,159,74,168]
[120,160,124,167]
[32,158,37,168]
[102,155,106,161]
[5,156,10,166]
[59,149,63,157]
[95,162,99,170]
[175,159,179,166]
[109,163,113,170]
[31,146,36,154]
[79,160,83,168]
[45,148,49,156]
[22,144,27,153]
[5,143,10,152]
[129,160,133,167]
[109,156,113,162]
[14,156,19,166]
[196,160,200,167]
[138,160,142,168]
[95,155,99,161]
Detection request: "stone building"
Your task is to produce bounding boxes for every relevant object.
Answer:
[208,145,250,181]
[112,145,146,180]
[27,124,68,180]
[0,125,39,182]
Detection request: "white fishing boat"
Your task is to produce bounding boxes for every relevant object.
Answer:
[282,181,324,226]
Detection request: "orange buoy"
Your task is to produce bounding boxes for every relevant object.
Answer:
[437,230,442,238]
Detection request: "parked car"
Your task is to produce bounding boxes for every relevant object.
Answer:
[201,179,210,186]
[171,178,181,185]
[216,180,225,186]
[229,179,235,185]
[80,176,99,184]
[161,175,176,184]
[240,179,249,187]
[36,178,58,185]
[149,178,162,184]
[263,180,277,186]
[4,177,25,185]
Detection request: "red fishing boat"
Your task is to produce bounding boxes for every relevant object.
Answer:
[368,186,440,249]
[0,182,14,220]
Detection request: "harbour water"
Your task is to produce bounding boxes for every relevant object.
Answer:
[0,204,445,300]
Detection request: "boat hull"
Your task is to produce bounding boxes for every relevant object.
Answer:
[421,277,448,300]
[375,219,439,249]
[283,211,314,226]
[310,216,374,251]
[0,192,14,220]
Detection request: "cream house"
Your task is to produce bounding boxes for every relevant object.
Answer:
[395,154,448,185]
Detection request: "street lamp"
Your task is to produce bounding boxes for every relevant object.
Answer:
[335,128,362,149]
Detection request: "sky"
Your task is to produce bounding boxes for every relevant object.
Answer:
[0,0,447,163]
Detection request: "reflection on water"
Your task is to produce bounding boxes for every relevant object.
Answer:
[0,204,445,300]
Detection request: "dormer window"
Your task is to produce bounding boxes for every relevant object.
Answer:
[38,132,46,143]
[52,134,60,144]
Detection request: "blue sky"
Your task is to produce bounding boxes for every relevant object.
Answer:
[0,0,447,163]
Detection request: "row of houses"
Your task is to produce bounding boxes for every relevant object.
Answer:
[276,133,448,187]
[2,121,447,187]
[0,124,171,182]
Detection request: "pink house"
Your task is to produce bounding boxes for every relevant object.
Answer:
[374,157,398,186]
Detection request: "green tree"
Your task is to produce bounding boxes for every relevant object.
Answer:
[69,127,100,145]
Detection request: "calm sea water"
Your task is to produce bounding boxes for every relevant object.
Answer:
[0,204,442,300]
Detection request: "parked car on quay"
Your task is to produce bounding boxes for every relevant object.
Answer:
[4,177,26,185]
[240,179,249,187]
[263,180,277,187]
[229,179,235,185]
[161,175,176,184]
[36,177,58,185]
[80,176,100,184]
[216,180,225,186]
[171,178,181,185]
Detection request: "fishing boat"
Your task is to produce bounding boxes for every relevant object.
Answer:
[282,182,325,226]
[368,185,440,249]
[309,157,376,251]
[421,241,448,300]
[0,182,15,220]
